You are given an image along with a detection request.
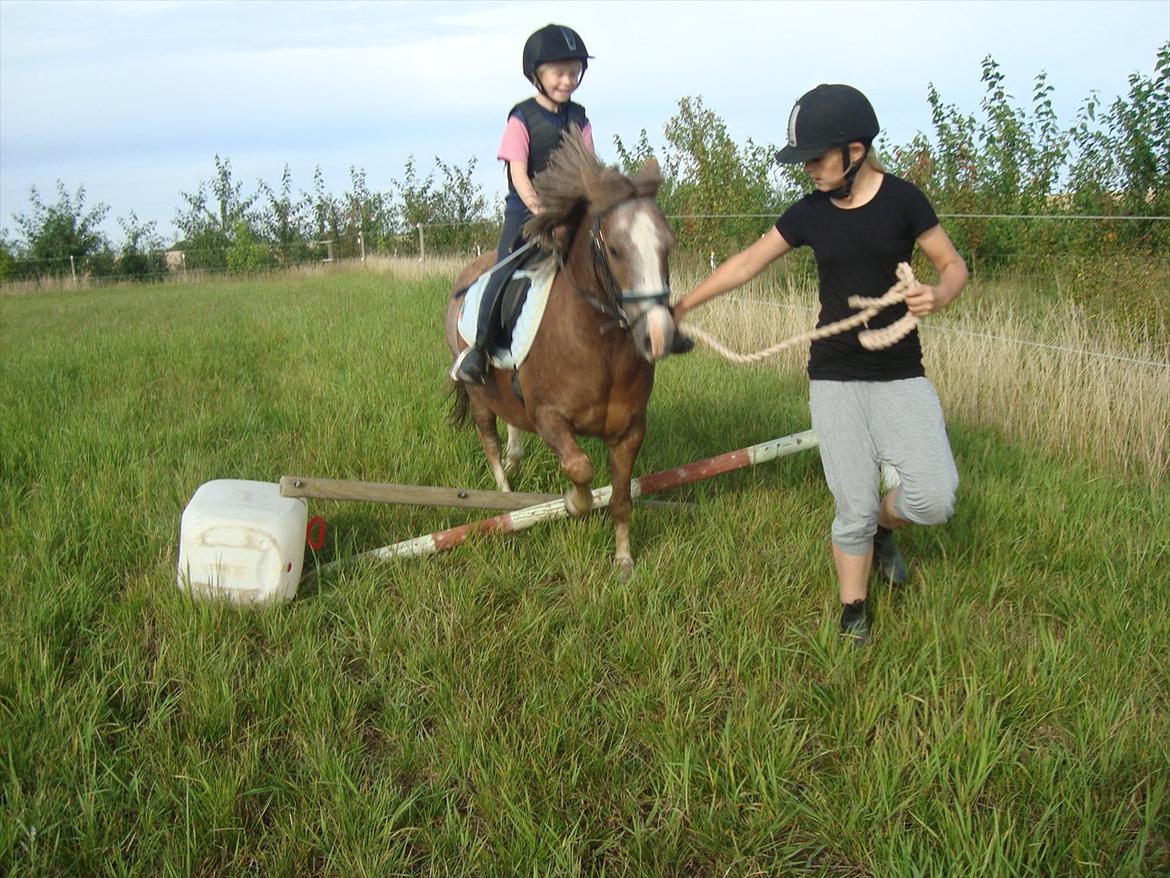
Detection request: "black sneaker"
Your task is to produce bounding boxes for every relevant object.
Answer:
[839,598,871,645]
[450,346,488,384]
[872,526,908,586]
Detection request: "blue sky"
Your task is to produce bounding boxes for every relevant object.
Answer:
[1,0,1167,245]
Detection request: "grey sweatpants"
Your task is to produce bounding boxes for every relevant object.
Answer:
[809,378,959,556]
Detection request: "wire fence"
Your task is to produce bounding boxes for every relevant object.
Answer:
[3,212,1168,292]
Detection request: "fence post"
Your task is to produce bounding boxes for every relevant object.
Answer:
[417,224,425,262]
[70,255,77,284]
[358,231,365,263]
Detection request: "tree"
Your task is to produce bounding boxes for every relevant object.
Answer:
[617,97,779,260]
[225,221,271,272]
[1107,42,1169,249]
[116,212,167,281]
[0,233,15,283]
[309,165,342,260]
[390,156,493,256]
[340,166,392,259]
[174,155,263,270]
[10,182,112,279]
[257,165,313,265]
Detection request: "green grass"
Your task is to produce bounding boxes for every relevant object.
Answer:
[1,266,1168,875]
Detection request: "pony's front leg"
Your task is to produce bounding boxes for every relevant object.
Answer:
[470,404,512,492]
[533,413,593,517]
[607,423,646,578]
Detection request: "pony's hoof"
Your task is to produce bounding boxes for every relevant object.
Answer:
[613,555,634,579]
[564,488,593,518]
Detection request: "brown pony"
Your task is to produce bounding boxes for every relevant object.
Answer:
[445,131,676,575]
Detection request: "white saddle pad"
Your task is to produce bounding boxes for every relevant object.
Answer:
[457,255,559,370]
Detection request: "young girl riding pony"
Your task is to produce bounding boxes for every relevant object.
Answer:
[452,23,690,385]
[451,24,595,384]
[674,84,968,644]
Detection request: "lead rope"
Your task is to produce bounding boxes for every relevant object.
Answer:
[684,262,920,364]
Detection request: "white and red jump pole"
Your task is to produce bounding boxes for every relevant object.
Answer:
[315,428,825,575]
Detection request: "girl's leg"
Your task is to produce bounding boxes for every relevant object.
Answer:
[832,545,871,603]
[869,378,959,529]
[495,207,531,263]
[455,207,534,382]
[809,381,881,604]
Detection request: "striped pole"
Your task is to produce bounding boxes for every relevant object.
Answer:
[311,429,820,576]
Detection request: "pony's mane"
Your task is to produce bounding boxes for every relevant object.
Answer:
[524,126,662,255]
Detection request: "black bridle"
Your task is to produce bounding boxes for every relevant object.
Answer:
[583,199,672,332]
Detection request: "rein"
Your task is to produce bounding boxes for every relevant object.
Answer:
[685,262,921,364]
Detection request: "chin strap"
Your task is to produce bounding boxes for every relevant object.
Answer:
[826,143,870,200]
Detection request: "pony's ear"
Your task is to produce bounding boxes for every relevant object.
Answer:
[631,156,662,199]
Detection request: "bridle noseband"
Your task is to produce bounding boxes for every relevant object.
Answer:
[585,199,671,332]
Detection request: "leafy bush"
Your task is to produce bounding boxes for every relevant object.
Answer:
[116,212,168,281]
[8,182,112,280]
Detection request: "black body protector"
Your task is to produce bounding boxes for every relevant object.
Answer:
[505,97,588,196]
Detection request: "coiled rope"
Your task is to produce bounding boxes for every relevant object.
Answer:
[684,262,920,364]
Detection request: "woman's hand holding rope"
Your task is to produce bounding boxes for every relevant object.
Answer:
[679,262,921,364]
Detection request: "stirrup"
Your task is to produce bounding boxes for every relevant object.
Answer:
[450,347,488,384]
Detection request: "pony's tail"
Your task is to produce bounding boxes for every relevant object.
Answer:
[447,379,470,428]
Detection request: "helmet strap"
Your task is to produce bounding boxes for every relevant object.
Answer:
[826,143,869,200]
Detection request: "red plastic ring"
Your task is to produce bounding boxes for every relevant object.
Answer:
[306,515,327,551]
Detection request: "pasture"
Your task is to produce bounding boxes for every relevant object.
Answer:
[1,260,1167,875]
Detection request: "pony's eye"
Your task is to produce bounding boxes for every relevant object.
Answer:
[607,244,621,259]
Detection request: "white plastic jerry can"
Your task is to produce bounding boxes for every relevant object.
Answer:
[178,479,308,606]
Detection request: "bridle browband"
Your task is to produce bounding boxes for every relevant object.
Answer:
[582,198,671,332]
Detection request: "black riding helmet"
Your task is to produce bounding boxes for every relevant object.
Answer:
[522,24,592,92]
[774,84,880,198]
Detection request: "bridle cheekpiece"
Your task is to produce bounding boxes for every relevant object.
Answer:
[585,199,671,332]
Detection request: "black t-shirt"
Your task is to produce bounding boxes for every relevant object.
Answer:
[775,173,939,381]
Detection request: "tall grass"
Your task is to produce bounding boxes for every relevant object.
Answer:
[674,266,1169,488]
[1,263,1167,875]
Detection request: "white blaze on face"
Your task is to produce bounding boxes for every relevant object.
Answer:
[612,205,669,306]
[610,202,675,359]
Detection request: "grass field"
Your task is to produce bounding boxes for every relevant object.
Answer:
[2,260,1168,875]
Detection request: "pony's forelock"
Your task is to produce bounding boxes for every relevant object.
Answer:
[524,127,661,255]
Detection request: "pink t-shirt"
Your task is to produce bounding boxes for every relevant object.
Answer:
[498,115,595,164]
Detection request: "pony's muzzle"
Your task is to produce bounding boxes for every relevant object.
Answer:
[634,304,676,361]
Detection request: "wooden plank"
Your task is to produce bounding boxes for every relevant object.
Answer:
[281,476,691,513]
[316,429,819,570]
[279,476,558,511]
